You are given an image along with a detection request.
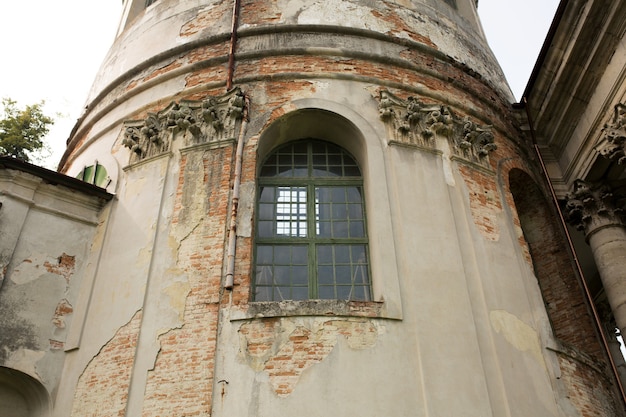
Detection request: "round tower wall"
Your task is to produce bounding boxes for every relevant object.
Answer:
[53,2,625,417]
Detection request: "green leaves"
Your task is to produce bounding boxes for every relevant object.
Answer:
[0,98,54,163]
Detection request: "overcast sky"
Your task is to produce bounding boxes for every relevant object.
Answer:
[0,1,559,168]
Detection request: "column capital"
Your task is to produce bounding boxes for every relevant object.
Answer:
[596,103,626,165]
[564,179,625,237]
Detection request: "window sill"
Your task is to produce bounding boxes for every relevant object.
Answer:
[229,299,396,321]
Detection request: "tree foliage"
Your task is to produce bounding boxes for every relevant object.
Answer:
[0,98,54,163]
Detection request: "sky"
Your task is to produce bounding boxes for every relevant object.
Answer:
[0,1,559,169]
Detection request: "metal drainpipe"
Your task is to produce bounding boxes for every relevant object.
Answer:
[225,95,249,290]
[226,0,241,91]
[522,97,626,406]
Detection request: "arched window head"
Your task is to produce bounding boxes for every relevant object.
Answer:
[254,139,371,302]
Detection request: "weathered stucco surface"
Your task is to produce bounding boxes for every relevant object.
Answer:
[0,0,617,416]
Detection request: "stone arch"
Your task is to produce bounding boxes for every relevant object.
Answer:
[253,105,403,318]
[0,367,50,417]
[257,108,369,174]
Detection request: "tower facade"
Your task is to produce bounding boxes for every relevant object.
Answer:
[1,1,625,416]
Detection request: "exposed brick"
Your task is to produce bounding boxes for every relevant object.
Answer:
[71,311,143,417]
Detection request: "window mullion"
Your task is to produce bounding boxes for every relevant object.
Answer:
[308,182,318,299]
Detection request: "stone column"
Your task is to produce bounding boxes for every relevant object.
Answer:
[565,179,626,336]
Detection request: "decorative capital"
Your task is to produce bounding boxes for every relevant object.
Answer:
[378,90,496,167]
[564,179,625,236]
[122,88,245,163]
[596,103,626,164]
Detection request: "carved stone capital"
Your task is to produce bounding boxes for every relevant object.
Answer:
[378,90,496,167]
[564,179,625,236]
[122,88,245,163]
[596,103,626,164]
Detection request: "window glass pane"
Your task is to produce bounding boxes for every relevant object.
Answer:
[259,203,273,220]
[348,203,362,219]
[292,246,308,264]
[331,187,346,202]
[292,266,309,285]
[260,165,275,177]
[332,204,348,220]
[336,286,352,300]
[317,265,334,285]
[332,221,349,238]
[347,187,362,203]
[259,186,275,202]
[312,154,326,165]
[343,165,361,177]
[327,154,342,165]
[276,187,307,237]
[352,245,367,264]
[83,166,94,182]
[277,166,295,177]
[335,245,350,263]
[275,287,291,301]
[255,140,368,302]
[293,154,307,165]
[255,265,273,285]
[349,221,365,237]
[275,247,291,264]
[318,286,336,299]
[335,265,352,284]
[352,265,369,285]
[292,141,308,153]
[351,286,371,301]
[317,246,332,264]
[278,154,292,166]
[291,287,309,300]
[258,221,273,238]
[274,266,290,285]
[257,245,273,264]
[255,286,272,301]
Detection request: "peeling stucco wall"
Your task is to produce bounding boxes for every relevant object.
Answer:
[238,318,379,396]
[0,166,110,405]
[71,311,142,417]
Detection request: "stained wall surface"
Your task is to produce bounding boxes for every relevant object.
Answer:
[14,0,621,416]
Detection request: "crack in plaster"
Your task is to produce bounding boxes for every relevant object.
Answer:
[75,309,143,382]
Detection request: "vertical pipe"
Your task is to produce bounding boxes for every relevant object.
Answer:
[226,0,241,91]
[522,97,626,406]
[224,95,249,290]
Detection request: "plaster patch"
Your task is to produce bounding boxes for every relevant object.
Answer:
[239,318,378,397]
[163,280,192,322]
[490,310,545,367]
[123,175,149,201]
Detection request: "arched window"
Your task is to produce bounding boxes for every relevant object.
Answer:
[75,162,110,188]
[254,139,371,301]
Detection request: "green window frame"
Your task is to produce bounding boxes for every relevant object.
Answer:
[254,139,371,301]
[76,162,110,188]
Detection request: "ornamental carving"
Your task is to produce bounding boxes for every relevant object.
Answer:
[596,103,626,164]
[564,179,625,236]
[122,88,245,163]
[378,90,496,166]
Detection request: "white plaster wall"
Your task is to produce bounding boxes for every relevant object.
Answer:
[207,86,565,416]
[0,170,107,404]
